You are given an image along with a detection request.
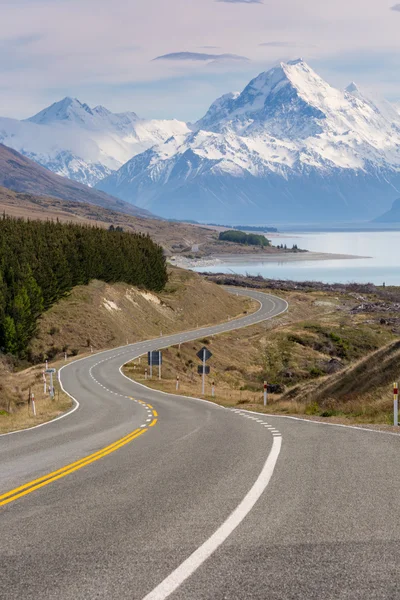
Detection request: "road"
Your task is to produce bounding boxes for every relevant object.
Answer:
[1,289,400,599]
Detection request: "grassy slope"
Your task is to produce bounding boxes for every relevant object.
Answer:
[124,287,399,426]
[0,268,254,432]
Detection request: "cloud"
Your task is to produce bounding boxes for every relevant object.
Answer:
[260,41,298,47]
[391,3,400,10]
[216,0,263,3]
[259,41,317,48]
[153,52,249,62]
[199,46,222,49]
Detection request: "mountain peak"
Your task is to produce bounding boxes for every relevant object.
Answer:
[346,82,360,94]
[26,97,94,125]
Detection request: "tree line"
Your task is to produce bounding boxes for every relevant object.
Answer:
[218,230,270,247]
[0,216,167,357]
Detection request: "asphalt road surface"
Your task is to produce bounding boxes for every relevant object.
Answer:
[1,289,400,599]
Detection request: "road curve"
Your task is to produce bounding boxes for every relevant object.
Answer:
[2,289,400,599]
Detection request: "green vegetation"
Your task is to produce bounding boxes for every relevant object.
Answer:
[218,230,270,247]
[0,216,167,357]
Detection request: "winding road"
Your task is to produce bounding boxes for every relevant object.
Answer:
[1,289,400,599]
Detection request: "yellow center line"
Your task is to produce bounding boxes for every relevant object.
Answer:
[152,410,158,417]
[1,395,160,508]
[0,430,148,507]
[0,428,142,503]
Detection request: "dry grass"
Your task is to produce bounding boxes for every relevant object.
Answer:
[1,268,254,433]
[30,267,255,360]
[123,287,400,426]
[0,359,72,434]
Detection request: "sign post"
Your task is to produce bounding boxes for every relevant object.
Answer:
[264,381,268,407]
[394,382,398,426]
[148,351,162,380]
[45,368,57,399]
[196,346,212,396]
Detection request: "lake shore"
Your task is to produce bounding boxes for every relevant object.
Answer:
[169,250,366,270]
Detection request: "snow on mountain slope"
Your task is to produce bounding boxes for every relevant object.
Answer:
[97,59,400,223]
[0,98,189,186]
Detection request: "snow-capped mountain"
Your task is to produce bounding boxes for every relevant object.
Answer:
[0,98,189,186]
[97,60,400,223]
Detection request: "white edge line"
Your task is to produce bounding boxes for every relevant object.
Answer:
[0,365,80,438]
[142,436,282,600]
[239,409,400,438]
[1,291,287,437]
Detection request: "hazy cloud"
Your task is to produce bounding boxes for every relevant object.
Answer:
[260,41,298,47]
[216,0,263,3]
[260,41,317,48]
[153,52,249,62]
[391,3,400,10]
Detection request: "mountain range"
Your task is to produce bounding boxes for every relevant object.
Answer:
[2,59,400,224]
[0,97,189,187]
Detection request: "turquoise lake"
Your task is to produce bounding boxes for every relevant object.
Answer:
[194,231,400,285]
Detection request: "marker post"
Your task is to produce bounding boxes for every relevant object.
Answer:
[176,375,180,391]
[211,381,215,397]
[264,381,268,407]
[202,348,206,396]
[31,392,36,417]
[394,382,398,426]
[158,351,162,380]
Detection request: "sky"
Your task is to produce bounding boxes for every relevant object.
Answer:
[1,0,400,121]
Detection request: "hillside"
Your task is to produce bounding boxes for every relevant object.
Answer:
[0,144,151,218]
[97,60,400,224]
[29,268,253,360]
[0,268,254,432]
[124,277,400,427]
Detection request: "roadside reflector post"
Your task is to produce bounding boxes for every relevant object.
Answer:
[264,381,268,407]
[176,375,180,391]
[159,351,162,380]
[31,392,36,417]
[45,360,48,370]
[394,382,399,426]
[64,352,67,361]
[202,348,206,395]
[212,381,215,397]
[145,368,148,380]
[43,370,46,394]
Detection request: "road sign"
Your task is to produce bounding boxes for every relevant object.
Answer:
[148,351,162,366]
[45,368,57,374]
[196,347,212,362]
[198,365,210,375]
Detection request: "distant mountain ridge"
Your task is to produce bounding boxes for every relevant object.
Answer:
[96,59,400,223]
[0,144,151,218]
[0,98,189,186]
